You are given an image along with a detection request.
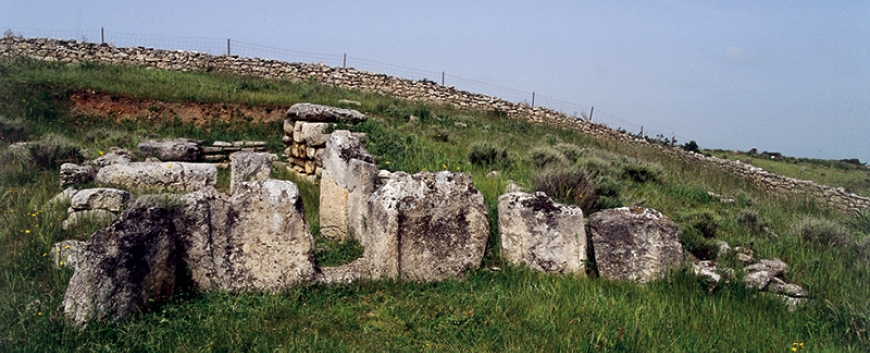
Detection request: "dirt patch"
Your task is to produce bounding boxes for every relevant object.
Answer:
[68,90,286,126]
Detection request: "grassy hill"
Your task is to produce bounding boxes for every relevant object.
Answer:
[1,57,869,352]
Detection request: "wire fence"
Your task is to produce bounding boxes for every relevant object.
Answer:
[2,26,690,144]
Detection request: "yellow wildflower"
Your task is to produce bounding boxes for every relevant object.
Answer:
[99,150,104,156]
[24,229,30,234]
[42,253,47,257]
[65,245,70,249]
[37,312,42,316]
[59,261,65,267]
[385,161,390,165]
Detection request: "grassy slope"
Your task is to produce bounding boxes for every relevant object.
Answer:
[1,57,868,352]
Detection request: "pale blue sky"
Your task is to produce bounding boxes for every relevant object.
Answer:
[2,1,868,162]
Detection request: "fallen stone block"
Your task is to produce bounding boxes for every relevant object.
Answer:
[363,171,489,281]
[70,188,131,212]
[230,152,272,194]
[137,138,201,162]
[498,191,587,275]
[286,102,367,123]
[95,162,217,192]
[588,207,683,283]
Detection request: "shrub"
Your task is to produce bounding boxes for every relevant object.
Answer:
[554,143,584,162]
[793,217,851,248]
[687,210,720,238]
[737,209,766,233]
[527,146,566,168]
[468,142,510,169]
[679,226,721,260]
[531,166,621,214]
[683,140,699,153]
[622,159,664,183]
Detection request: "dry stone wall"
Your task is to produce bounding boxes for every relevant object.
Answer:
[2,36,867,211]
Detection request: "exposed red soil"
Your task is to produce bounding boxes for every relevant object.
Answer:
[68,90,286,126]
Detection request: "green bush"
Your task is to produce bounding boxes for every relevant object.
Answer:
[688,210,721,239]
[793,217,851,248]
[554,143,584,162]
[737,209,766,233]
[527,146,567,168]
[679,226,721,260]
[532,166,612,213]
[468,142,511,169]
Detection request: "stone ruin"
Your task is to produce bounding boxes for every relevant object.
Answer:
[283,103,368,180]
[46,103,807,326]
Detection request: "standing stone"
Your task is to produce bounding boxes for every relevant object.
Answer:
[69,188,131,212]
[176,181,316,292]
[588,207,683,283]
[230,152,273,194]
[96,162,217,192]
[319,131,378,241]
[62,206,177,326]
[363,171,490,281]
[498,191,587,275]
[137,138,202,162]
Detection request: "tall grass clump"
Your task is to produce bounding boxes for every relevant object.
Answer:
[793,217,851,248]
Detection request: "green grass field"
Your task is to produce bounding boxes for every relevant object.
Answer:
[1,57,869,352]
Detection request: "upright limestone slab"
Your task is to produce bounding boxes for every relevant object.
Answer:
[176,181,316,292]
[498,191,587,275]
[588,207,683,283]
[62,206,177,326]
[319,131,378,241]
[364,171,490,281]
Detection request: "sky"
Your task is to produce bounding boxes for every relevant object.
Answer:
[2,1,868,162]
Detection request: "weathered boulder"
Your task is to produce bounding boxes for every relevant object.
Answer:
[62,209,117,231]
[96,162,217,192]
[51,239,85,270]
[175,181,316,292]
[319,131,378,241]
[588,207,683,283]
[70,188,131,212]
[498,191,587,275]
[363,171,489,281]
[230,152,273,194]
[285,103,367,123]
[62,206,177,326]
[137,138,201,162]
[60,163,96,187]
[293,122,331,147]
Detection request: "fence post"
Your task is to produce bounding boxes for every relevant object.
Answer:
[343,53,346,68]
[227,39,231,56]
[589,106,594,122]
[531,92,535,108]
[100,27,104,44]
[442,72,445,86]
